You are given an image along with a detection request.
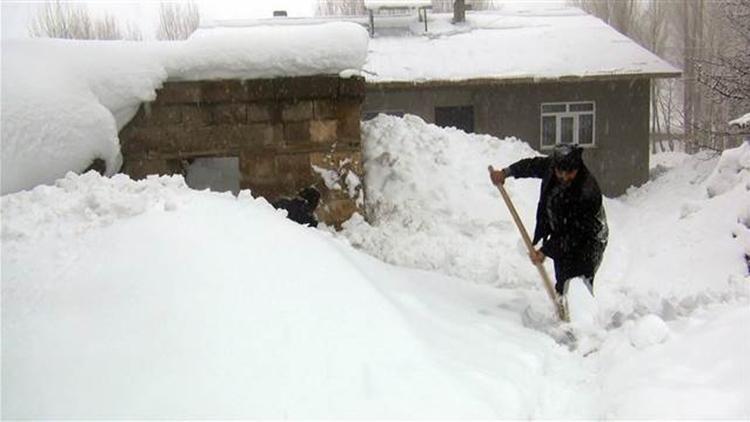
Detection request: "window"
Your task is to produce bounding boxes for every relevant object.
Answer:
[540,101,595,148]
[435,105,474,133]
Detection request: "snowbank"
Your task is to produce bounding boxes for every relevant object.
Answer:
[342,114,543,286]
[0,171,579,418]
[0,22,368,195]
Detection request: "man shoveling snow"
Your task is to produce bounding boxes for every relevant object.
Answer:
[489,145,609,308]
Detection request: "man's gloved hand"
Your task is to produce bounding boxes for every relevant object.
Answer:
[529,248,546,265]
[488,166,507,185]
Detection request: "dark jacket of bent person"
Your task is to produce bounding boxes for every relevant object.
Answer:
[272,187,321,227]
[502,145,608,295]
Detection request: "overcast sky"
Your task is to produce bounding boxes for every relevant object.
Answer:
[1,0,318,40]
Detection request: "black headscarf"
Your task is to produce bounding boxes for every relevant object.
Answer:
[551,144,584,171]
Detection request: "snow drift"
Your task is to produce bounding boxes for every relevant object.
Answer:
[1,171,589,419]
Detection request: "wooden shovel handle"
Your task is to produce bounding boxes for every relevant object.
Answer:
[488,166,566,321]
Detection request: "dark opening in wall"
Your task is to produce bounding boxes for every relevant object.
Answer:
[184,157,240,195]
[435,105,474,133]
[363,109,404,120]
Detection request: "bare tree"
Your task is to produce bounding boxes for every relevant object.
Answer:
[640,0,669,152]
[28,1,143,41]
[696,1,749,108]
[123,21,144,41]
[93,14,122,40]
[453,0,466,23]
[315,0,366,16]
[29,1,93,39]
[157,1,200,41]
[694,0,750,149]
[666,0,749,151]
[570,0,638,39]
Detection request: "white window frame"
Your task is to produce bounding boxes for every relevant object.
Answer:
[539,101,596,150]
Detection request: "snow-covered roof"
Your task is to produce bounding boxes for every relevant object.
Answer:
[364,4,681,84]
[176,22,368,80]
[729,112,750,129]
[203,4,679,85]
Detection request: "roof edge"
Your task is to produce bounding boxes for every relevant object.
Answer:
[366,72,682,89]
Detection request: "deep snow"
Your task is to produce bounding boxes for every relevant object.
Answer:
[0,172,579,418]
[2,115,748,419]
[1,12,748,417]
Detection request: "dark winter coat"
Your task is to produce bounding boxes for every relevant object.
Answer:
[506,156,608,284]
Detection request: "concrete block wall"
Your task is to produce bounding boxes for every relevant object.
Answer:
[119,76,366,227]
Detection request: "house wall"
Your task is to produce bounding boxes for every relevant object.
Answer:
[364,78,652,196]
[119,76,366,227]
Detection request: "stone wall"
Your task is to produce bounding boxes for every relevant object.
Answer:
[119,76,366,227]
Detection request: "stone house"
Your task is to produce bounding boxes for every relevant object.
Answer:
[118,23,369,227]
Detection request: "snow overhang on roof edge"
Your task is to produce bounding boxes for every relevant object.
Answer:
[365,71,683,88]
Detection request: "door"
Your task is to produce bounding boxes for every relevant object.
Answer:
[435,105,474,133]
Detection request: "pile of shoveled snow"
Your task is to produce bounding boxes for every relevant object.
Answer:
[0,22,368,195]
[342,114,544,287]
[344,115,749,323]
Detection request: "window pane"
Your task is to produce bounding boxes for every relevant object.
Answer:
[561,117,574,144]
[570,103,594,112]
[542,104,566,113]
[542,116,556,146]
[579,114,593,145]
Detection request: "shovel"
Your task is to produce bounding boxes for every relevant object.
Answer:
[488,166,568,321]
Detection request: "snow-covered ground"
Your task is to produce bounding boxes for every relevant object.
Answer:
[2,10,747,416]
[3,115,748,418]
